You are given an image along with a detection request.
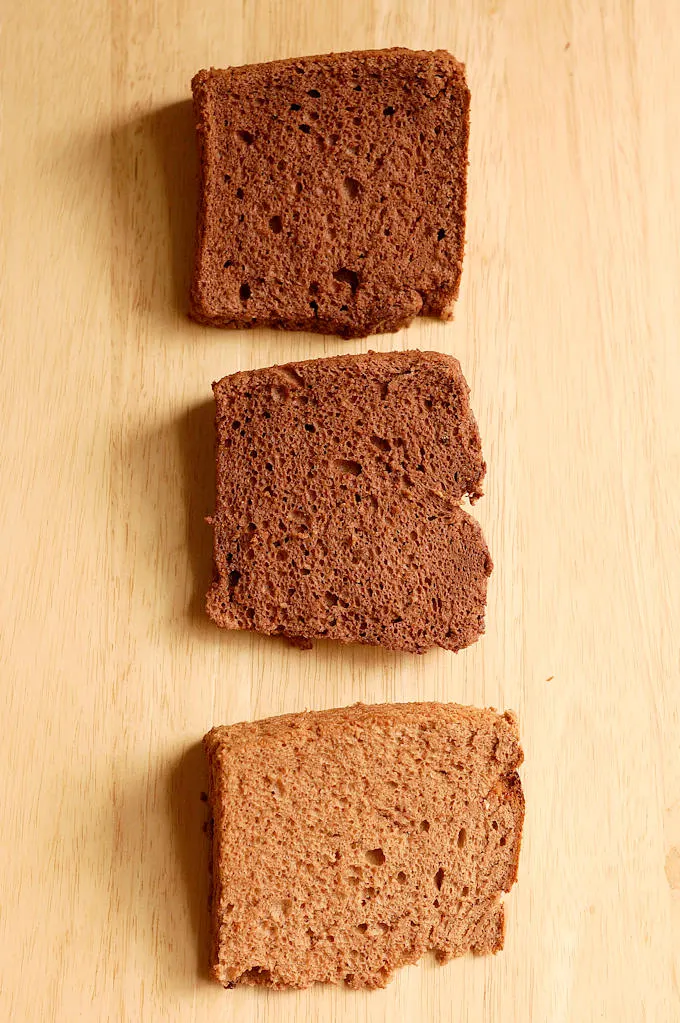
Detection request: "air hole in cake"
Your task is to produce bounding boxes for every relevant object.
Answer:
[342,176,361,200]
[290,103,301,111]
[240,967,271,983]
[383,106,395,116]
[237,130,255,144]
[334,459,362,476]
[461,885,470,897]
[269,215,283,233]
[304,423,315,432]
[457,828,467,848]
[309,301,318,313]
[299,123,311,133]
[420,820,430,832]
[356,923,368,933]
[365,848,386,866]
[333,267,359,294]
[397,871,407,884]
[371,435,391,452]
[270,895,291,916]
[295,181,303,194]
[434,868,445,890]
[437,228,446,240]
[278,365,305,387]
[500,836,507,846]
[239,283,251,301]
[228,570,241,587]
[307,88,321,98]
[310,111,319,121]
[223,260,233,268]
[235,187,244,199]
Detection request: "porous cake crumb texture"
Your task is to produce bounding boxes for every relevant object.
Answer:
[191,48,470,338]
[204,702,524,989]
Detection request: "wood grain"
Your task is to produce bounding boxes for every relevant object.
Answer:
[1,1,679,1019]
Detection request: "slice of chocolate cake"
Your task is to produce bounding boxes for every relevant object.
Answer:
[204,702,524,989]
[190,48,470,338]
[206,350,492,652]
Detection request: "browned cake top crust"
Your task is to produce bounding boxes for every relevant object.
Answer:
[205,701,524,989]
[191,48,470,338]
[207,350,492,652]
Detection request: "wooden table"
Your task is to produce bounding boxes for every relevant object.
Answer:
[2,2,679,1020]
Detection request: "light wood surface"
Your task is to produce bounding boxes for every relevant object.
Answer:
[2,1,679,1020]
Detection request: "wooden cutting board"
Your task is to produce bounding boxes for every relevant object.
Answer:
[1,1,679,1020]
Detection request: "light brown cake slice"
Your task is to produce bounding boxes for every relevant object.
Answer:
[207,349,492,653]
[204,701,524,990]
[190,48,470,338]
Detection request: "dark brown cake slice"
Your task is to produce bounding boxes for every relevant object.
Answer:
[204,701,524,989]
[206,350,492,652]
[190,48,470,338]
